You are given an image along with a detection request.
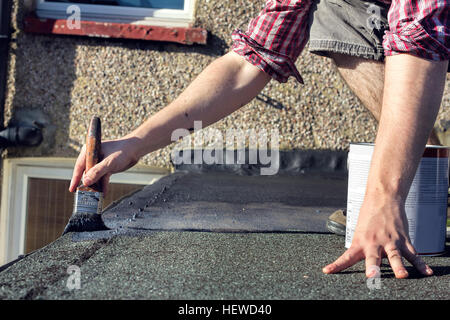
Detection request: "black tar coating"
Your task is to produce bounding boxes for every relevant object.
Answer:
[70,170,348,241]
[67,149,348,236]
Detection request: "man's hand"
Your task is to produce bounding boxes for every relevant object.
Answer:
[322,55,448,279]
[323,195,433,278]
[69,137,140,196]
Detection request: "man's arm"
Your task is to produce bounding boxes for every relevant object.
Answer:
[69,52,271,193]
[323,54,448,278]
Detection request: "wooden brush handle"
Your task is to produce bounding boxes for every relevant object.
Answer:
[82,116,102,192]
[86,116,101,171]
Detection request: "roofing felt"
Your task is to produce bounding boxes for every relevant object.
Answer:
[0,171,449,300]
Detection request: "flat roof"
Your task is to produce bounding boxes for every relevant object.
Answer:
[0,171,449,299]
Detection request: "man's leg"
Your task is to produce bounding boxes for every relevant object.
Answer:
[328,52,441,145]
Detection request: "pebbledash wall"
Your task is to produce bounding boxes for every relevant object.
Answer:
[3,0,450,170]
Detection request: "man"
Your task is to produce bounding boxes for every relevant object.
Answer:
[69,0,448,279]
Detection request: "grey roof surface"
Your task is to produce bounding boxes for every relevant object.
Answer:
[0,171,449,300]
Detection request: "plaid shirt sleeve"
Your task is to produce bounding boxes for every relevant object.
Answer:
[383,0,450,61]
[231,0,314,83]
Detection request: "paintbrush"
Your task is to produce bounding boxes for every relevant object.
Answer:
[63,116,109,234]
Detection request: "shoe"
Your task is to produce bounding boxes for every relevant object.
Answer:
[326,209,346,236]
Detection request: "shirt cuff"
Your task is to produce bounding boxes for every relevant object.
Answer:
[231,29,304,84]
[383,21,450,61]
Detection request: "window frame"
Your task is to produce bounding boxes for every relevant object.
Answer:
[35,0,196,27]
[0,157,168,265]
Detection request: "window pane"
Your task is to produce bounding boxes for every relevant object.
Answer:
[46,0,185,9]
[25,178,144,253]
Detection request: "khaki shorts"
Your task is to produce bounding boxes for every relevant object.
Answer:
[308,0,449,71]
[308,0,390,61]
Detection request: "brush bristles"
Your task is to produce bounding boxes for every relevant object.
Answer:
[62,212,108,235]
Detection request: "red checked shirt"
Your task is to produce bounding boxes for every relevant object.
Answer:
[232,0,449,83]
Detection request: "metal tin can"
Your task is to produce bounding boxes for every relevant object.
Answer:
[345,143,449,256]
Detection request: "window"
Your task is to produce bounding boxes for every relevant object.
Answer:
[35,0,196,27]
[24,178,143,253]
[0,158,168,265]
[47,1,185,10]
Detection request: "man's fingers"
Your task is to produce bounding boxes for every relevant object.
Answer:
[402,243,433,276]
[385,248,408,278]
[323,248,363,274]
[84,160,110,187]
[365,249,382,278]
[69,145,86,192]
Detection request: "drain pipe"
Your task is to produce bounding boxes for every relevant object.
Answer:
[0,0,42,150]
[0,0,11,132]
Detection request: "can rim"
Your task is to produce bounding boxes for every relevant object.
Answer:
[349,142,449,150]
[417,251,446,257]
